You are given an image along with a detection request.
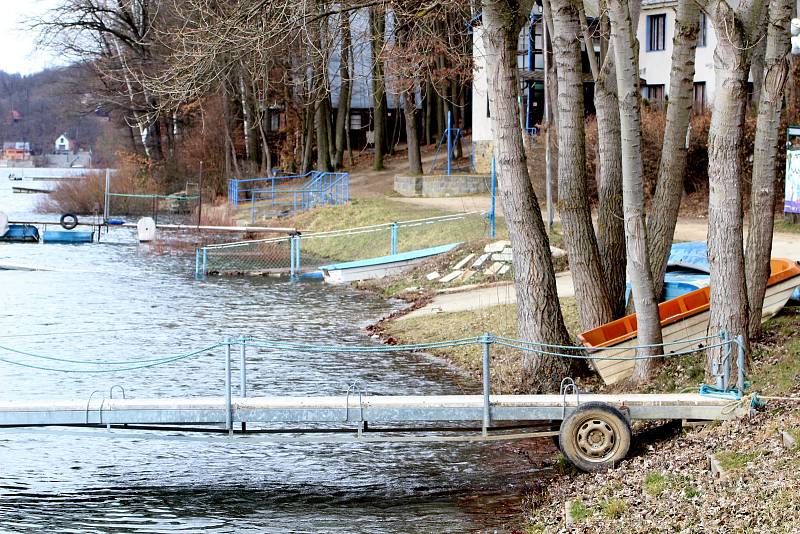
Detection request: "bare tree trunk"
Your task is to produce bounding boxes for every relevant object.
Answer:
[315,97,333,172]
[593,12,628,318]
[482,0,572,392]
[706,0,766,381]
[424,78,435,145]
[746,0,792,337]
[221,86,240,177]
[551,0,614,330]
[333,12,352,170]
[749,17,769,109]
[646,0,700,299]
[608,0,663,383]
[402,88,423,175]
[301,107,315,174]
[370,6,386,170]
[239,71,256,162]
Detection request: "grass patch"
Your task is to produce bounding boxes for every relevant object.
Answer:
[773,219,800,234]
[569,499,592,522]
[643,472,667,496]
[386,299,580,393]
[254,198,510,263]
[715,451,760,471]
[600,497,627,519]
[683,484,701,499]
[751,308,800,396]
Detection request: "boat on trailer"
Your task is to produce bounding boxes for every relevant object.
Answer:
[320,242,461,284]
[579,258,800,385]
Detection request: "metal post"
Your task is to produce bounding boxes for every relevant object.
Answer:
[290,236,296,279]
[202,248,207,276]
[103,169,110,222]
[716,331,727,390]
[481,333,492,435]
[736,334,746,397]
[251,192,256,224]
[447,111,452,176]
[195,249,201,278]
[225,340,232,434]
[391,222,399,255]
[295,235,301,275]
[240,336,247,432]
[490,157,496,239]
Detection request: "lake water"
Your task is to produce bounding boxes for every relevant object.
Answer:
[0,182,550,533]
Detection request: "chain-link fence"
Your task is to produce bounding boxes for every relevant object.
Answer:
[108,193,200,224]
[196,212,498,277]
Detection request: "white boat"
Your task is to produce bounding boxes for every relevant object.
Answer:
[320,243,461,284]
[579,258,800,385]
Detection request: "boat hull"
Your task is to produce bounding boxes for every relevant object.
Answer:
[582,259,800,385]
[0,224,40,243]
[320,243,460,284]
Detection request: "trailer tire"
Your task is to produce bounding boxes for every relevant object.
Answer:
[60,213,78,230]
[559,402,631,472]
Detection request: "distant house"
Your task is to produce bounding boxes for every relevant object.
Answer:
[2,142,31,161]
[54,134,75,155]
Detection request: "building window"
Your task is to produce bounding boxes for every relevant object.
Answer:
[646,14,667,52]
[698,12,707,47]
[693,82,706,114]
[645,84,665,108]
[350,113,362,130]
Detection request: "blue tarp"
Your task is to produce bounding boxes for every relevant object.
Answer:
[665,241,799,303]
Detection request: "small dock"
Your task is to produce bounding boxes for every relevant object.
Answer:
[0,393,738,430]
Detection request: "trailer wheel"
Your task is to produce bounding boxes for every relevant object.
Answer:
[559,402,631,472]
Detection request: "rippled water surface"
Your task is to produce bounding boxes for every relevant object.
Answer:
[0,185,547,533]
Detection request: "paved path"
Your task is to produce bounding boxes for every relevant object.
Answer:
[399,217,800,320]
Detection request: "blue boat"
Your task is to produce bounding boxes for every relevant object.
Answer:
[628,241,799,303]
[0,224,40,243]
[42,230,94,244]
[320,243,461,284]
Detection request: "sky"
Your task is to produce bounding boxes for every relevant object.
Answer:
[0,0,64,75]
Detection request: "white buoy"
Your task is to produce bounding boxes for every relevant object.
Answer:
[137,217,156,242]
[0,212,8,237]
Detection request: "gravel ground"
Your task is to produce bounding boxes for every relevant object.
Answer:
[524,405,800,533]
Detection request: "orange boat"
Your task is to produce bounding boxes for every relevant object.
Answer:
[578,258,800,385]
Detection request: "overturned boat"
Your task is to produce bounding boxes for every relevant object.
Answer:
[320,243,460,284]
[579,258,800,385]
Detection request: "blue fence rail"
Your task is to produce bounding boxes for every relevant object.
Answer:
[228,171,349,221]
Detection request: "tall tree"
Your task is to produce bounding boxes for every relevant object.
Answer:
[746,0,792,337]
[584,1,628,318]
[705,0,767,381]
[333,12,352,170]
[482,0,572,392]
[370,6,387,171]
[551,0,615,330]
[608,0,663,382]
[646,0,700,298]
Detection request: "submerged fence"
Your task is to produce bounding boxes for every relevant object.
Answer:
[195,212,495,277]
[228,171,349,220]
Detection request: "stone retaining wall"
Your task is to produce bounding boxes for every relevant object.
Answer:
[394,173,492,197]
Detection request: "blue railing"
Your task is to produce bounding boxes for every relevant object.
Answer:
[228,172,349,220]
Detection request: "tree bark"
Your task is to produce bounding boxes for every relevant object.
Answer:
[608,0,663,383]
[551,0,615,330]
[370,6,387,171]
[482,0,572,392]
[646,0,700,299]
[301,107,315,174]
[706,0,766,381]
[315,97,333,172]
[746,0,792,337]
[333,12,352,170]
